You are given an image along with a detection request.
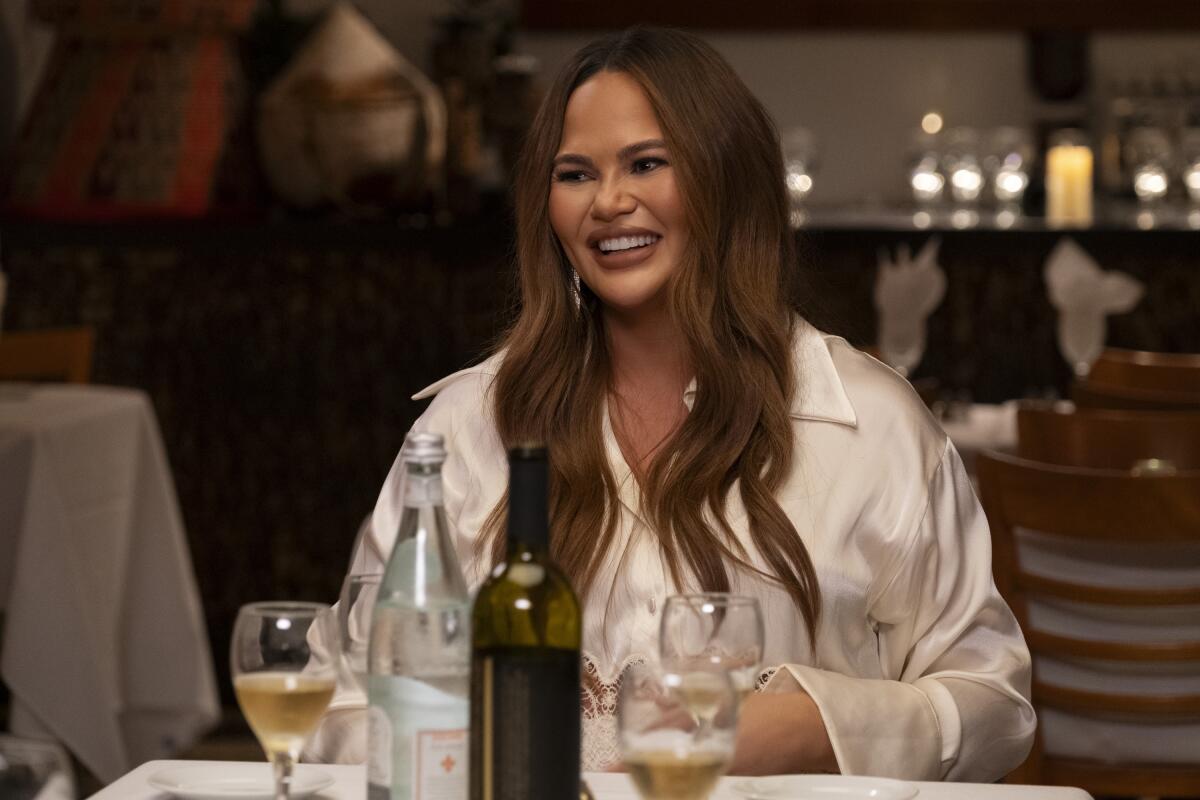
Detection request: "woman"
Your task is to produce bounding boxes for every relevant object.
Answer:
[311,27,1035,781]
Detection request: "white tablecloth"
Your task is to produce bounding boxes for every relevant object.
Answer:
[88,761,1094,800]
[0,385,219,783]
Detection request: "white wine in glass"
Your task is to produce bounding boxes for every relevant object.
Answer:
[619,666,737,800]
[231,601,337,800]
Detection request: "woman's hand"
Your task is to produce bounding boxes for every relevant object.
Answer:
[727,691,839,775]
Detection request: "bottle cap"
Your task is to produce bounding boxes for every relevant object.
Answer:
[402,431,447,465]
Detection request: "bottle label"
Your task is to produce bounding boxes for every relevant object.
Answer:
[470,648,581,800]
[413,728,468,800]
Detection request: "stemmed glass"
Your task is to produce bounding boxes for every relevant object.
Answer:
[231,602,338,800]
[618,663,738,800]
[337,573,382,692]
[659,594,765,706]
[0,735,74,800]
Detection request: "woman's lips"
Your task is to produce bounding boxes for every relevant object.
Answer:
[592,238,660,269]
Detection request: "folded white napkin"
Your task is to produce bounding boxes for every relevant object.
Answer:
[873,237,946,375]
[1044,237,1143,314]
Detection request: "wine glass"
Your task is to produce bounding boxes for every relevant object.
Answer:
[337,573,381,692]
[1126,125,1172,204]
[659,594,764,707]
[1057,309,1106,378]
[618,663,738,800]
[0,735,74,800]
[781,126,818,226]
[231,602,337,800]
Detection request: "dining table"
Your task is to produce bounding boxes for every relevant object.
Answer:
[89,760,1095,800]
[0,383,220,784]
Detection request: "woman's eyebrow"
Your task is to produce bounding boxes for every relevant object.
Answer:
[552,139,668,169]
[618,139,667,160]
[552,153,593,168]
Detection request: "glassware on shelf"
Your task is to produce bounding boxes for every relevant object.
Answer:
[908,130,945,207]
[781,126,818,227]
[1126,125,1173,203]
[984,126,1033,209]
[942,127,984,205]
[618,663,738,800]
[1180,126,1200,204]
[1057,310,1107,378]
[1045,128,1094,228]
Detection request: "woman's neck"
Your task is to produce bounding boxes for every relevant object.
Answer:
[603,306,691,478]
[603,306,690,393]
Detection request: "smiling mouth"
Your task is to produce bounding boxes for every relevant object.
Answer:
[595,234,662,254]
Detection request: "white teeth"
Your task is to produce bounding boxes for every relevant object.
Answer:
[597,234,660,253]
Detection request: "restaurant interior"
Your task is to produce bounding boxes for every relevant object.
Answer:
[2,0,1200,797]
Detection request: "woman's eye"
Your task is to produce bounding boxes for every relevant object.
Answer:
[553,170,589,183]
[633,157,666,174]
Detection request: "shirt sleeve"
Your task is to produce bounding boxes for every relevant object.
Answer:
[762,439,1036,781]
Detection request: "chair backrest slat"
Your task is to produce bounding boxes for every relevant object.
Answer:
[0,327,95,384]
[1017,572,1200,605]
[1033,681,1200,716]
[978,449,1200,792]
[1017,404,1200,470]
[1075,347,1200,411]
[1089,347,1200,394]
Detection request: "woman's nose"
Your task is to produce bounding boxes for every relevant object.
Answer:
[591,178,636,219]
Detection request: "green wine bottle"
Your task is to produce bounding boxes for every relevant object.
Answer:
[469,444,582,800]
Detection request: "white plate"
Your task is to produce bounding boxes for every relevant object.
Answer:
[732,774,919,800]
[148,764,335,800]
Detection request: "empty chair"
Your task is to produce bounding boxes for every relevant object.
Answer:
[1075,347,1200,411]
[0,327,95,383]
[1017,403,1200,471]
[977,450,1200,796]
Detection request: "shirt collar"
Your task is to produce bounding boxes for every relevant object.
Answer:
[682,320,857,427]
[415,322,857,428]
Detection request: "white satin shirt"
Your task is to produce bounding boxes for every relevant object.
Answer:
[309,321,1036,781]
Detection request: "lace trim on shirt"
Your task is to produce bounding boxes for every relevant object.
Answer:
[581,651,647,771]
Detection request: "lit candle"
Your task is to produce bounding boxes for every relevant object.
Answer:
[1045,131,1093,228]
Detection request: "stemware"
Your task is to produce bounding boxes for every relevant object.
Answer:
[618,663,738,800]
[337,573,381,692]
[1057,310,1106,378]
[1126,125,1173,204]
[0,735,73,800]
[231,601,337,800]
[782,126,818,226]
[659,594,764,706]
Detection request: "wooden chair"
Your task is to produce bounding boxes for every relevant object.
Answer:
[1075,348,1200,411]
[0,327,95,383]
[1017,403,1200,471]
[977,450,1200,797]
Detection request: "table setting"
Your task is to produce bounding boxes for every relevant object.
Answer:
[90,761,1094,800]
[85,582,1094,800]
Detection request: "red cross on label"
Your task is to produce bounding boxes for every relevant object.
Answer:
[441,754,456,774]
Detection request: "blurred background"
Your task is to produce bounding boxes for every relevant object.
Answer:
[2,0,1200,790]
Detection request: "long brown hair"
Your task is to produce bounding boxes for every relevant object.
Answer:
[483,27,820,644]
